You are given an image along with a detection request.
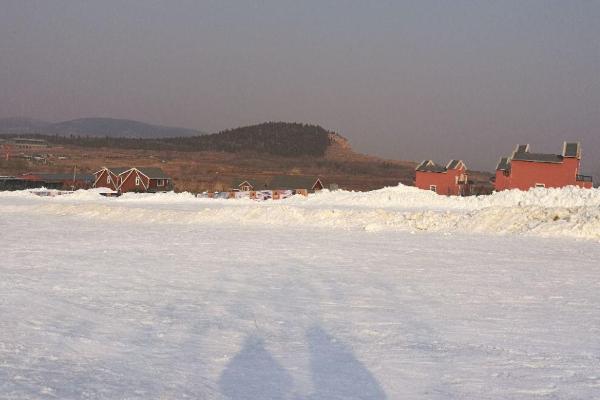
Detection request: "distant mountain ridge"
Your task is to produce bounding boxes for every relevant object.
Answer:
[0,117,51,133]
[0,119,422,169]
[0,117,203,138]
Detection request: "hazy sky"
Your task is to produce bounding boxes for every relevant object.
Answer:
[1,1,599,173]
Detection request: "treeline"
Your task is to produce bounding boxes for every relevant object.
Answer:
[7,122,333,157]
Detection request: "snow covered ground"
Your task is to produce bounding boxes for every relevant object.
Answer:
[3,184,600,240]
[1,186,600,399]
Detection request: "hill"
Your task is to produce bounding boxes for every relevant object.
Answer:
[162,122,332,157]
[7,122,334,157]
[0,117,202,138]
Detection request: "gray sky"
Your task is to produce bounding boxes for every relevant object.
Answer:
[1,1,599,173]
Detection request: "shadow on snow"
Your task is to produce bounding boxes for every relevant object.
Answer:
[218,326,386,400]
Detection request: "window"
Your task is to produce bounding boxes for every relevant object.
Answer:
[157,179,164,187]
[107,175,111,184]
[429,185,437,192]
[135,176,141,186]
[535,183,545,188]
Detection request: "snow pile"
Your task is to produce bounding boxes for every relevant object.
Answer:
[289,184,600,210]
[2,184,600,240]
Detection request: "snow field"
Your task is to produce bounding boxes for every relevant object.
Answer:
[0,211,599,399]
[1,185,600,398]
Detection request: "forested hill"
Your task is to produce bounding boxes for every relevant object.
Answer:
[6,122,334,157]
[171,122,332,156]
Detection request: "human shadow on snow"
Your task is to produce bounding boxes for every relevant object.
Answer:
[218,326,386,400]
[306,326,386,400]
[218,335,294,400]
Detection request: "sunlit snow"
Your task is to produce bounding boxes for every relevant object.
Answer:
[1,186,599,399]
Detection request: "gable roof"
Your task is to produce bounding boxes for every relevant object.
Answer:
[416,160,433,170]
[496,157,510,171]
[446,159,465,170]
[513,144,530,154]
[94,166,129,176]
[415,160,446,173]
[562,142,580,158]
[121,167,169,179]
[234,179,267,190]
[138,167,169,179]
[267,175,323,190]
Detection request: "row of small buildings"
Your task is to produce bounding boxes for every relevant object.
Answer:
[92,166,325,195]
[1,165,326,195]
[0,167,172,193]
[232,176,324,195]
[1,141,594,195]
[416,141,593,195]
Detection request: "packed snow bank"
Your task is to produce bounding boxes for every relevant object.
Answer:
[289,184,600,210]
[2,184,600,240]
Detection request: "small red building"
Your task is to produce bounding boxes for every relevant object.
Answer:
[415,159,470,196]
[118,167,172,193]
[93,167,128,191]
[494,142,593,191]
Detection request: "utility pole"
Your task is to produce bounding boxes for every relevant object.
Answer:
[72,165,77,191]
[1,144,11,161]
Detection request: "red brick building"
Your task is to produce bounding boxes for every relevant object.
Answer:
[415,160,470,196]
[494,142,593,191]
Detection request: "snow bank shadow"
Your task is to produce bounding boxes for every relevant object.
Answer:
[218,328,386,399]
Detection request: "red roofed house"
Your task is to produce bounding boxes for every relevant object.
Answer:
[415,159,470,196]
[118,167,172,193]
[494,142,593,191]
